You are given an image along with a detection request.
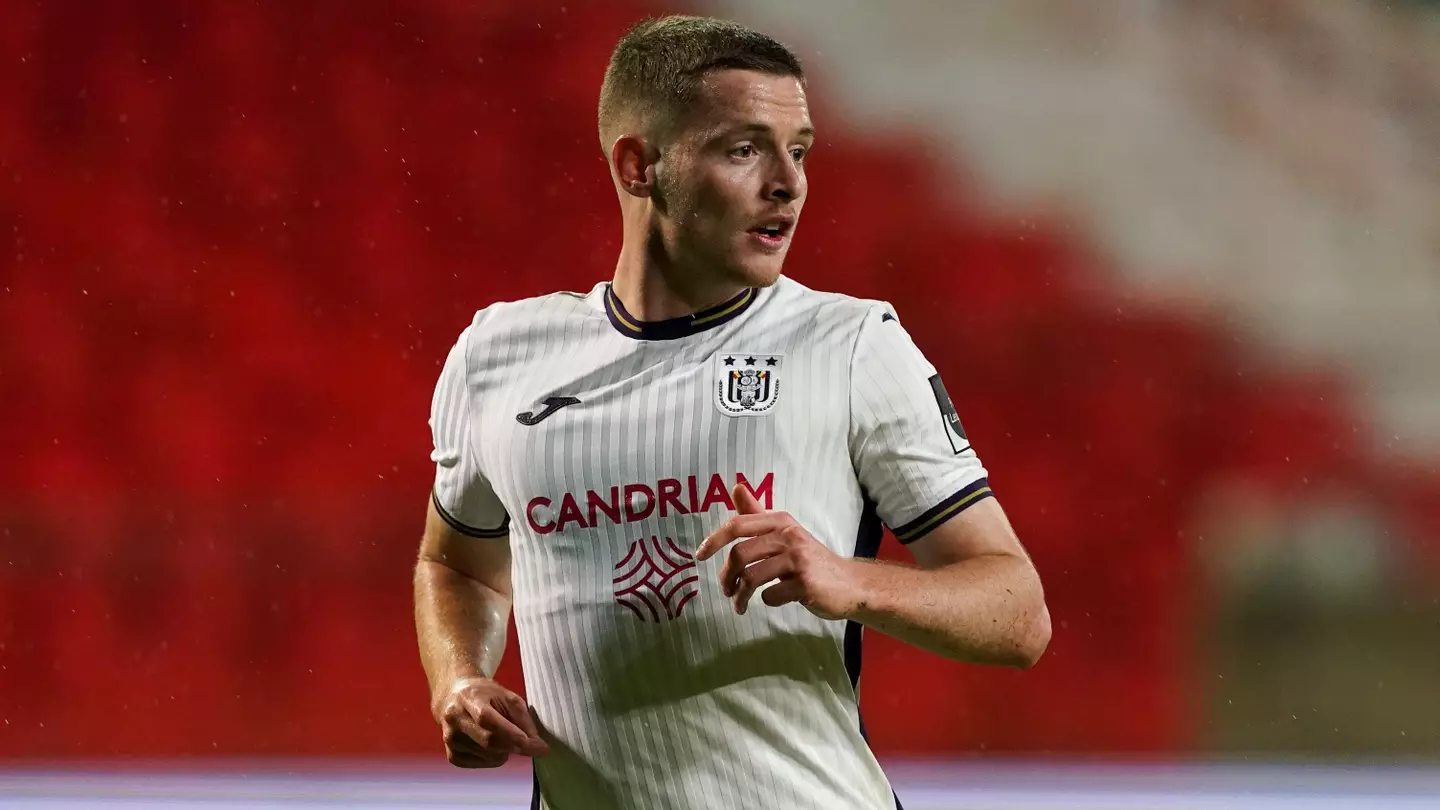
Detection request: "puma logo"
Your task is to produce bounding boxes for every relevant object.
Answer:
[516,396,581,426]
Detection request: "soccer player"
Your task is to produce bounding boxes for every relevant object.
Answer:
[414,15,1050,810]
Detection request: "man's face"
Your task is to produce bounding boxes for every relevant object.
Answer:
[652,69,813,288]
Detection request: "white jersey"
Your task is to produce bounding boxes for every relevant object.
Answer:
[429,276,992,810]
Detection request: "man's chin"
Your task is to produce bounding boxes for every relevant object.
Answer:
[729,258,785,288]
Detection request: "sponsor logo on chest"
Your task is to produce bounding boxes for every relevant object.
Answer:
[525,472,774,535]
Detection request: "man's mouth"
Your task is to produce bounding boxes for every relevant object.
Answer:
[748,218,795,242]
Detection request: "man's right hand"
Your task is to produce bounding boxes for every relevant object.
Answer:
[433,677,550,768]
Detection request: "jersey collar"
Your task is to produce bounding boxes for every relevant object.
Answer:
[604,284,757,341]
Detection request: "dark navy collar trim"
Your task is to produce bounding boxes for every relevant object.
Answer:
[604,284,756,341]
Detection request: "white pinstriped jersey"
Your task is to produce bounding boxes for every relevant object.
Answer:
[429,276,992,810]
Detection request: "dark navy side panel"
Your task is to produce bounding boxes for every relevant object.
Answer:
[847,494,904,809]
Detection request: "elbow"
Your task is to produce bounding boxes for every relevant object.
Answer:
[1002,593,1059,668]
[1011,601,1051,669]
[985,561,1051,670]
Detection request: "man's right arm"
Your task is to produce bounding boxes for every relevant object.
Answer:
[414,495,513,705]
[414,496,548,766]
[419,319,546,767]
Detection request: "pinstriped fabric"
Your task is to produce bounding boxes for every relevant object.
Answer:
[847,309,989,541]
[426,277,989,810]
[635,347,671,807]
[687,339,748,810]
[429,325,508,534]
[571,319,619,782]
[537,300,584,803]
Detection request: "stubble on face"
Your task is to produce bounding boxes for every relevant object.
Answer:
[650,70,812,292]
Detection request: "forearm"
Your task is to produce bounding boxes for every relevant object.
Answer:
[848,553,1049,668]
[413,559,511,707]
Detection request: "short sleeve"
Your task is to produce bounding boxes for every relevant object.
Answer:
[848,305,993,543]
[429,325,510,538]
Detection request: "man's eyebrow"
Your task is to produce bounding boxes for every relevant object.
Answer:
[732,122,816,138]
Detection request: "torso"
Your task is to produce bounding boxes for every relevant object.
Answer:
[461,277,897,810]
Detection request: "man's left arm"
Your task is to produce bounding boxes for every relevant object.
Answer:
[695,301,1049,669]
[845,497,1049,668]
[696,485,1049,669]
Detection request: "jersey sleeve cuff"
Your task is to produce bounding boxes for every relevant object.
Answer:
[431,490,510,538]
[890,478,994,544]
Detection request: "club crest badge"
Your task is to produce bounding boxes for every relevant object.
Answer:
[715,353,782,416]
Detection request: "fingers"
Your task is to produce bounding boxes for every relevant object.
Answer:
[731,554,795,615]
[445,729,507,768]
[694,492,827,616]
[719,534,788,597]
[444,720,509,769]
[731,483,764,515]
[479,709,535,755]
[499,694,550,757]
[759,577,805,608]
[446,706,500,752]
[445,728,489,756]
[696,513,792,561]
[447,748,506,769]
[444,696,545,762]
[439,681,552,769]
[693,486,778,560]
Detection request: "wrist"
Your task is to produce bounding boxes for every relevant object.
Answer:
[839,558,887,621]
[431,668,487,717]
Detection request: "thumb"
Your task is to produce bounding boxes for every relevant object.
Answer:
[732,483,765,515]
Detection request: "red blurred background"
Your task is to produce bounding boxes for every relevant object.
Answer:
[3,0,1438,762]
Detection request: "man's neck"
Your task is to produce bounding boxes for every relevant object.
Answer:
[610,239,746,322]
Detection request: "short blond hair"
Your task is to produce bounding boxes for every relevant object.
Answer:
[597,15,804,149]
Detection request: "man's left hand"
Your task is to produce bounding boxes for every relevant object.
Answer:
[694,485,866,620]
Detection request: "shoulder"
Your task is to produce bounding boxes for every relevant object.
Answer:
[760,276,898,345]
[450,284,603,347]
[440,284,605,380]
[472,285,601,334]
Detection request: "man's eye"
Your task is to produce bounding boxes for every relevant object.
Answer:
[732,145,756,158]
[790,147,808,162]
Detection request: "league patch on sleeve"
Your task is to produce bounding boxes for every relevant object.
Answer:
[928,373,970,454]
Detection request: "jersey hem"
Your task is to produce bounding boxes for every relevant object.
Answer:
[890,478,993,543]
[432,489,510,538]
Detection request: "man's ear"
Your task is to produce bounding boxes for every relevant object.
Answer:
[612,135,659,198]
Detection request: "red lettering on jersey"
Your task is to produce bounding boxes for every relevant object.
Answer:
[555,493,587,532]
[658,478,688,517]
[623,484,655,521]
[527,497,556,534]
[589,487,620,526]
[737,472,774,509]
[700,473,735,512]
[531,473,773,534]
